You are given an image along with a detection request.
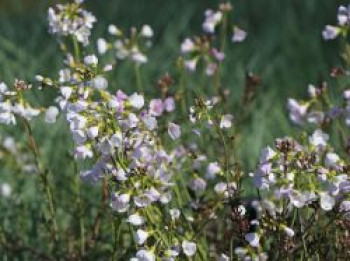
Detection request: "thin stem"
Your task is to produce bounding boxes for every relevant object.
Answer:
[134,64,143,93]
[73,36,81,62]
[22,119,58,250]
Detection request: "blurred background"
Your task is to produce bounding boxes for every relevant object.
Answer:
[0,0,345,169]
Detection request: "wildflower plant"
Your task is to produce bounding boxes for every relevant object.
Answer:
[0,0,349,260]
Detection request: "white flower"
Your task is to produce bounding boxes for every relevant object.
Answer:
[111,193,130,213]
[182,240,197,257]
[84,55,98,66]
[245,232,260,248]
[75,145,93,159]
[129,93,144,109]
[325,152,340,167]
[238,205,246,216]
[309,129,329,148]
[232,26,247,42]
[308,84,317,98]
[218,254,229,261]
[282,226,295,237]
[142,115,157,131]
[127,213,145,226]
[108,24,121,35]
[140,24,153,38]
[206,162,221,179]
[45,106,59,124]
[135,249,155,261]
[320,192,335,211]
[132,52,148,64]
[214,182,227,194]
[234,247,248,257]
[184,59,197,72]
[169,208,180,220]
[260,146,276,163]
[1,183,12,198]
[97,38,108,54]
[168,122,181,140]
[189,177,206,191]
[220,114,234,129]
[287,98,308,125]
[206,63,218,75]
[135,229,149,245]
[87,126,99,139]
[91,76,108,90]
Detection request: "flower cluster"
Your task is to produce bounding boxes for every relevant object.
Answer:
[2,1,350,260]
[0,81,40,125]
[48,0,96,46]
[322,4,350,40]
[97,24,153,65]
[180,3,246,75]
[287,83,349,127]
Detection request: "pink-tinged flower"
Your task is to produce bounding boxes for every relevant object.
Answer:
[168,122,181,140]
[322,25,340,40]
[164,97,175,112]
[75,145,93,159]
[206,162,221,179]
[131,52,148,64]
[111,193,130,213]
[181,38,196,53]
[232,26,247,42]
[337,5,350,26]
[205,63,217,76]
[202,9,223,33]
[184,59,198,72]
[149,99,164,116]
[212,48,225,61]
[189,177,207,191]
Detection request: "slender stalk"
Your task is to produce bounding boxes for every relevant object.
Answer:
[134,64,143,93]
[73,36,81,62]
[22,119,58,250]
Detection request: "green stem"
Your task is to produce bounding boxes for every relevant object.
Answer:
[22,119,58,250]
[134,64,143,93]
[73,36,81,62]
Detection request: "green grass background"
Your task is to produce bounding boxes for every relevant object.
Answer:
[0,0,345,180]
